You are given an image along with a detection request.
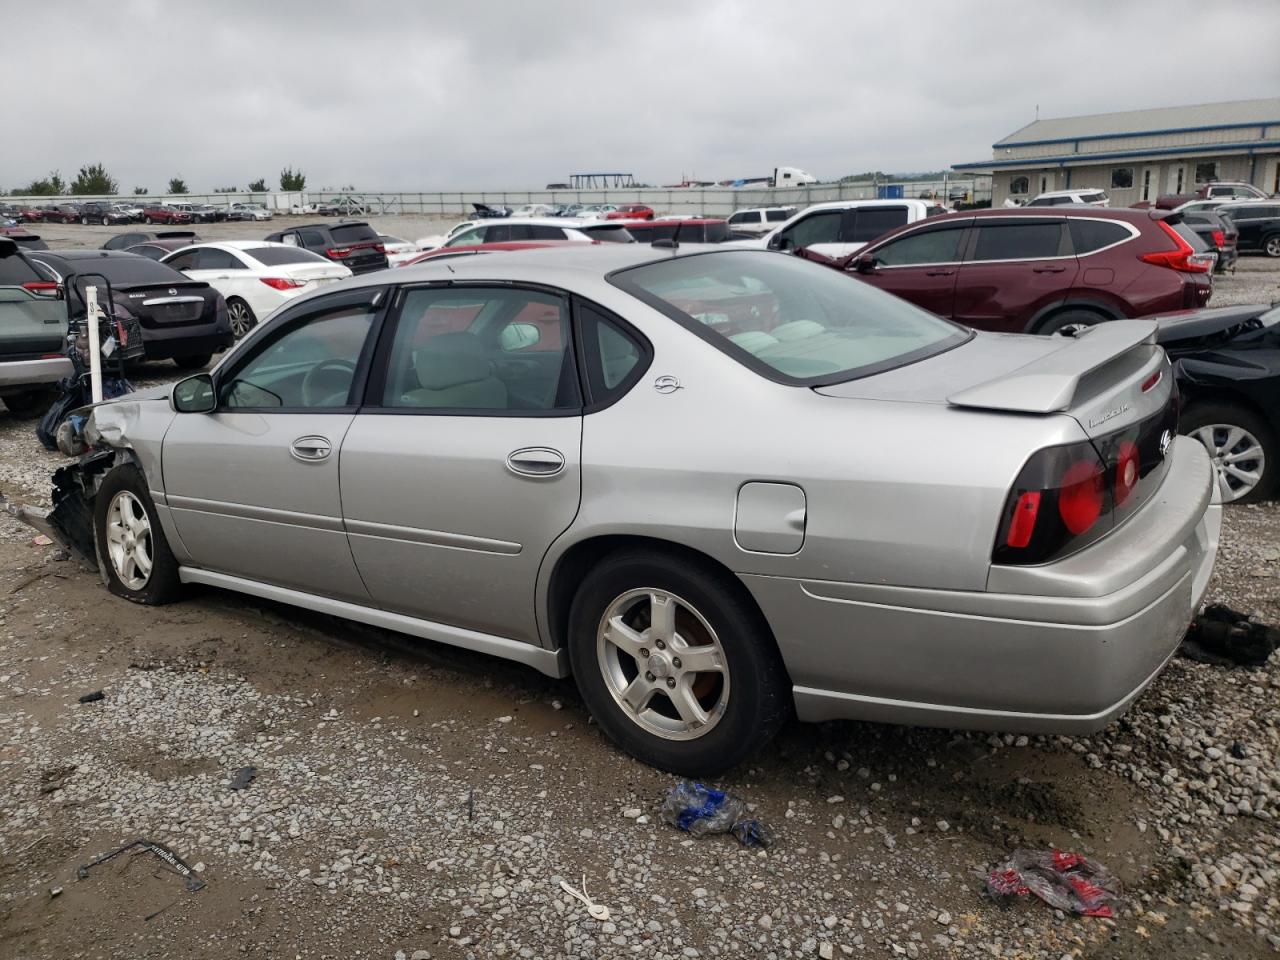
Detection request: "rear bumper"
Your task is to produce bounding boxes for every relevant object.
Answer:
[141,326,233,360]
[0,356,73,391]
[745,437,1220,734]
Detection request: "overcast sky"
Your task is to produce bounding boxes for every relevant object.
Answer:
[4,0,1278,193]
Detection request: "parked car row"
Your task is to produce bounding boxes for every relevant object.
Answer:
[1,200,273,226]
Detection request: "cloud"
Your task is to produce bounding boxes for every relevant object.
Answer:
[2,0,1276,192]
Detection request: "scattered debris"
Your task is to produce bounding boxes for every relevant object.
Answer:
[1181,604,1279,667]
[659,781,773,848]
[49,885,62,898]
[77,839,207,894]
[229,766,257,791]
[559,874,610,920]
[30,534,52,546]
[77,690,104,704]
[983,848,1121,917]
[467,788,474,822]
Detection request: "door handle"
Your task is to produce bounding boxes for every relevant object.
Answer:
[506,447,565,478]
[1032,265,1067,273]
[290,435,332,462]
[924,269,955,276]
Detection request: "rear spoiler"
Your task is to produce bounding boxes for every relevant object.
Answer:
[947,320,1158,414]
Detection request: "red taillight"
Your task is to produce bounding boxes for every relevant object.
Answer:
[1210,229,1225,247]
[373,243,386,255]
[1005,491,1041,548]
[260,277,305,290]
[1114,441,1140,506]
[22,281,59,295]
[1141,370,1162,393]
[326,246,352,258]
[1057,459,1105,534]
[40,352,63,359]
[1140,220,1211,273]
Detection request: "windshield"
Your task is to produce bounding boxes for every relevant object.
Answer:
[611,251,969,384]
[330,223,378,243]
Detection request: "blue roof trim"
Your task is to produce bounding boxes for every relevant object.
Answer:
[994,119,1279,149]
[952,139,1280,171]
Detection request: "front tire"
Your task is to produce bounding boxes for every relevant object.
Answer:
[226,298,257,339]
[80,216,89,225]
[1264,235,1280,258]
[1182,402,1276,504]
[567,549,791,776]
[93,465,183,604]
[2,389,55,418]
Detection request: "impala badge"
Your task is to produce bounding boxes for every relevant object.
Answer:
[1088,403,1130,429]
[653,375,682,394]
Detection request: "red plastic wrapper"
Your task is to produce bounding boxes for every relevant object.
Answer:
[984,848,1121,917]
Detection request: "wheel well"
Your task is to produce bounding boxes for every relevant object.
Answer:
[1182,389,1275,433]
[545,534,783,671]
[1026,301,1120,334]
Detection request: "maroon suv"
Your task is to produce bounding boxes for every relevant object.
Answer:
[808,207,1213,334]
[140,204,193,225]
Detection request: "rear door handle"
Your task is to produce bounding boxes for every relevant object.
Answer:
[1032,265,1067,273]
[290,435,332,462]
[506,447,565,478]
[924,269,955,276]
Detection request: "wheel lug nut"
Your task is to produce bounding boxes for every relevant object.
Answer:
[665,677,676,689]
[672,657,682,669]
[655,640,665,650]
[639,648,649,658]
[645,672,655,682]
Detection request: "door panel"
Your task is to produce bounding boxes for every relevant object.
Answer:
[855,222,968,318]
[163,411,369,600]
[952,219,1077,332]
[340,415,582,644]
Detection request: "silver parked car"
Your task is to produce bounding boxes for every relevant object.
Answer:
[55,245,1220,774]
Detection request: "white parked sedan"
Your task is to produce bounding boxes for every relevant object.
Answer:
[378,235,420,268]
[416,220,481,252]
[160,241,352,339]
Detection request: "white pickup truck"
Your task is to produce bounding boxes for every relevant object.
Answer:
[730,198,949,259]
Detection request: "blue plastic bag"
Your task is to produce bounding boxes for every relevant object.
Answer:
[659,781,773,847]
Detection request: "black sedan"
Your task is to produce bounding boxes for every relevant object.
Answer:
[1157,303,1280,503]
[28,250,232,369]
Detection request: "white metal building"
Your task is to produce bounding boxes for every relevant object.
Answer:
[953,97,1280,207]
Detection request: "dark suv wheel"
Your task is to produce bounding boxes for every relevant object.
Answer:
[1182,402,1277,504]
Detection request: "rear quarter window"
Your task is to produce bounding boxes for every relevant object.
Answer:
[0,255,42,286]
[1068,219,1132,254]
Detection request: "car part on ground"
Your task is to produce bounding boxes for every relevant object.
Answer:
[1155,303,1280,503]
[19,245,1219,775]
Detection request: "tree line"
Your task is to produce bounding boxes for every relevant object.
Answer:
[7,165,307,197]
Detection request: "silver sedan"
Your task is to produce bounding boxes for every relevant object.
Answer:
[58,245,1220,774]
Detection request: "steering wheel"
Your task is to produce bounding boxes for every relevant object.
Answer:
[300,359,357,407]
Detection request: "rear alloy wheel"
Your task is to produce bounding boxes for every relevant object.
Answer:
[1264,235,1280,258]
[1182,403,1276,503]
[567,550,791,775]
[100,217,109,226]
[2,389,55,418]
[226,298,257,339]
[1037,309,1106,336]
[80,216,90,225]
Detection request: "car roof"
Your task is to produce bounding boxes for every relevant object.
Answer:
[180,239,295,251]
[1034,189,1106,197]
[623,218,725,225]
[30,249,143,260]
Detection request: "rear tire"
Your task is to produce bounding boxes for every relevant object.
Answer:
[226,298,257,339]
[1036,308,1107,336]
[80,216,89,225]
[100,217,109,226]
[1182,402,1276,504]
[567,549,791,776]
[173,354,211,370]
[93,465,184,604]
[1264,235,1280,258]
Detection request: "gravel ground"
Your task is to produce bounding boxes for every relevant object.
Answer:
[0,239,1277,960]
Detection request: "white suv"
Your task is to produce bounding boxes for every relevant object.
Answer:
[726,206,795,237]
[733,199,948,258]
[1025,188,1110,207]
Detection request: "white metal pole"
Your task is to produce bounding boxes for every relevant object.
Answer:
[85,284,103,403]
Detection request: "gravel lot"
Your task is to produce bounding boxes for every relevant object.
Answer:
[0,227,1277,959]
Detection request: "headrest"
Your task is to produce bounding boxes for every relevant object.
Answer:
[413,351,491,390]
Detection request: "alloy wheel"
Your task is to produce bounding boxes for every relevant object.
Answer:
[227,301,255,338]
[105,491,154,590]
[1266,236,1280,258]
[1192,423,1267,502]
[596,588,730,741]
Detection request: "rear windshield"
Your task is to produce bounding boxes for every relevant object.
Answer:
[330,224,378,243]
[610,251,969,385]
[0,254,42,286]
[579,225,635,243]
[70,255,187,284]
[1172,222,1208,252]
[245,246,329,266]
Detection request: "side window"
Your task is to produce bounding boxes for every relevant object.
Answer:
[766,209,790,222]
[529,224,566,240]
[1068,219,1131,255]
[279,232,300,246]
[845,207,909,243]
[380,287,577,412]
[485,224,512,243]
[969,222,1066,261]
[220,297,379,409]
[445,227,486,248]
[507,224,534,241]
[872,226,965,266]
[299,230,326,247]
[727,211,750,225]
[164,250,198,271]
[195,248,241,270]
[1009,176,1030,195]
[780,211,842,249]
[578,302,645,403]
